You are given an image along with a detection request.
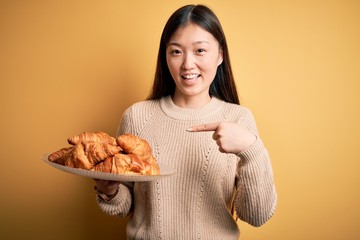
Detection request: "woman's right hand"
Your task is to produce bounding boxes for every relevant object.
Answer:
[94,179,121,196]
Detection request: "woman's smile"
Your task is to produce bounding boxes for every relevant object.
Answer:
[181,73,201,85]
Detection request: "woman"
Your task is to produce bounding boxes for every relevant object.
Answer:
[94,4,277,239]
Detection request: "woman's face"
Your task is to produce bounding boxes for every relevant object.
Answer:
[166,23,223,106]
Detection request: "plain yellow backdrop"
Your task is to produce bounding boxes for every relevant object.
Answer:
[1,0,359,239]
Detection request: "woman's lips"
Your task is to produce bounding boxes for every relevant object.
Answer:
[181,73,200,80]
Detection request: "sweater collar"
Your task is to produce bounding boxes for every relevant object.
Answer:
[160,95,224,121]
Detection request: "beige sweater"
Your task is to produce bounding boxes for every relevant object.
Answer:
[96,96,277,240]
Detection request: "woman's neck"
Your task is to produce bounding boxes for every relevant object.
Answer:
[172,93,212,109]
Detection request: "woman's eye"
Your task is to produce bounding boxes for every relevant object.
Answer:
[170,49,181,55]
[196,49,206,54]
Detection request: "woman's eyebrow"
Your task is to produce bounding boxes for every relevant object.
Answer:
[167,40,210,47]
[167,42,181,47]
[194,40,210,45]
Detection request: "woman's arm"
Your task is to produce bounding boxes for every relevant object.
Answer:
[234,109,277,227]
[94,181,134,217]
[235,138,277,226]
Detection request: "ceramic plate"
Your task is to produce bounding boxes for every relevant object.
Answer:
[42,153,175,181]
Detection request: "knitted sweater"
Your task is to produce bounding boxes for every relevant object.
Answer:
[96,96,277,240]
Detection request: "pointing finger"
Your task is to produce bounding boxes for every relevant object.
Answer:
[186,122,220,132]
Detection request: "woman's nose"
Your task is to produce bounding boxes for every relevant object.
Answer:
[182,53,195,70]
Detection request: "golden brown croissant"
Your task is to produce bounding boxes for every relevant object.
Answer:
[49,144,93,170]
[117,134,160,174]
[93,153,147,175]
[117,134,150,155]
[142,155,160,175]
[68,131,117,146]
[49,139,121,170]
[82,141,121,165]
[48,147,73,165]
[48,132,160,175]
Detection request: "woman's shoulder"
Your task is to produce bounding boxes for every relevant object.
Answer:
[221,100,253,115]
[126,99,161,112]
[118,99,162,135]
[219,100,256,124]
[121,99,162,123]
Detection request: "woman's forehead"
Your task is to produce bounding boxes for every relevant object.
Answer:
[168,23,218,45]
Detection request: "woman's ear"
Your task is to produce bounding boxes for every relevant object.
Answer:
[217,49,223,66]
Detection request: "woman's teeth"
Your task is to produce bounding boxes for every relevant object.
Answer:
[182,74,199,79]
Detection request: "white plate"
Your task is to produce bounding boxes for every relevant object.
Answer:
[42,153,175,182]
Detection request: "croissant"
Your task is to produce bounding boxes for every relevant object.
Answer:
[142,155,160,175]
[82,141,121,165]
[49,140,121,170]
[48,147,73,165]
[117,134,152,156]
[48,132,160,175]
[117,134,160,175]
[93,153,147,175]
[68,131,117,146]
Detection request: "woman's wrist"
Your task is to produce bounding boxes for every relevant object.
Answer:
[94,185,119,201]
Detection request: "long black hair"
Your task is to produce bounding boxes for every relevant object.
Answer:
[148,4,240,105]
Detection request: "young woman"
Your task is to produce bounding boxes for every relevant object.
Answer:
[94,4,277,239]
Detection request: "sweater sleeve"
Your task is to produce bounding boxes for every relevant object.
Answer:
[96,107,135,217]
[96,183,133,217]
[117,106,135,136]
[234,109,277,227]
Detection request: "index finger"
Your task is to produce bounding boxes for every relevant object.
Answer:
[186,122,220,132]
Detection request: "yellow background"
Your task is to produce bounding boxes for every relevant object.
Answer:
[1,0,359,239]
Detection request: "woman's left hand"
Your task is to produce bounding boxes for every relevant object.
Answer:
[187,122,256,154]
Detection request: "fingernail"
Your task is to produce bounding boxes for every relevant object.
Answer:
[186,128,193,132]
